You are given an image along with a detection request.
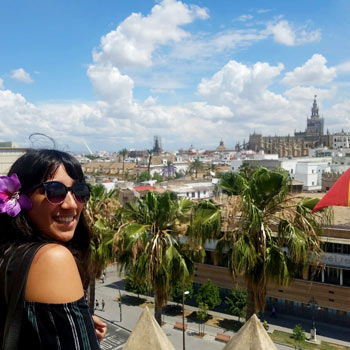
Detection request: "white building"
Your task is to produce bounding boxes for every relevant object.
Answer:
[289,158,331,191]
[231,151,278,172]
[333,132,350,149]
[231,154,332,191]
[0,146,28,175]
[168,181,214,200]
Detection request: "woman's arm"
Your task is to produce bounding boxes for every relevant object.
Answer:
[25,243,84,303]
[24,243,104,347]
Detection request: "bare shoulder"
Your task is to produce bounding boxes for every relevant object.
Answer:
[25,243,84,303]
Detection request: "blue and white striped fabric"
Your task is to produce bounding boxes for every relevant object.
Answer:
[20,296,100,349]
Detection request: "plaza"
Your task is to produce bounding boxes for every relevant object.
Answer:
[95,265,350,350]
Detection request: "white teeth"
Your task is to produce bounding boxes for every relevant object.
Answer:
[55,216,74,223]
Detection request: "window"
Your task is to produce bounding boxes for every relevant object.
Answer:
[294,301,302,308]
[191,192,195,198]
[343,269,350,287]
[328,308,337,315]
[343,245,350,254]
[325,267,340,285]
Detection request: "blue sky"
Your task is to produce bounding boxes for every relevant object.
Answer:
[1,0,350,152]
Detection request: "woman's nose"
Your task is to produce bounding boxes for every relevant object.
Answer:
[61,190,78,208]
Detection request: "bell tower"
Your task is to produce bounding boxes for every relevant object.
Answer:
[305,95,324,136]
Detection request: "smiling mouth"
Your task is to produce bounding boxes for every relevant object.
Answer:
[54,216,75,223]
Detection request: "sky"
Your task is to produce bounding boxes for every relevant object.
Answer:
[1,0,350,153]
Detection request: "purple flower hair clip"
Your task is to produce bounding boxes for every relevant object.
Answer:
[0,173,32,217]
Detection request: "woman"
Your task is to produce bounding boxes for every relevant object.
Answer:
[0,149,106,349]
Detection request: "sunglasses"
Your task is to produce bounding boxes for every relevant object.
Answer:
[34,181,91,204]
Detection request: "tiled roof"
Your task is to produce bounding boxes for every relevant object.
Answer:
[133,185,155,192]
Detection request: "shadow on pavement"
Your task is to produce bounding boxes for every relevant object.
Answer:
[105,279,126,290]
[120,294,147,306]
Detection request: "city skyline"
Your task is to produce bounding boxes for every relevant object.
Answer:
[1,0,350,152]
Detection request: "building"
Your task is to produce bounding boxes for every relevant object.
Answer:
[193,195,350,326]
[0,142,28,175]
[248,96,333,158]
[332,131,350,149]
[168,180,214,200]
[232,155,332,192]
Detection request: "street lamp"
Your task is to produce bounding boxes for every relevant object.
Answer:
[118,289,122,322]
[307,297,320,341]
[182,288,190,350]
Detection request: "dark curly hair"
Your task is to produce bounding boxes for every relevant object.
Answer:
[0,149,92,289]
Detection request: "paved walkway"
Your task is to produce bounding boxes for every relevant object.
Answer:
[94,264,350,349]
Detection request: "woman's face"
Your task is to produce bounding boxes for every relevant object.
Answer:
[27,164,84,242]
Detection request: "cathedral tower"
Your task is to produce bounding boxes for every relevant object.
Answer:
[305,95,324,136]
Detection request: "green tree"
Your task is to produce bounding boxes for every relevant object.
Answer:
[225,288,247,322]
[125,266,150,301]
[196,302,208,336]
[217,168,331,320]
[152,172,164,183]
[186,200,222,262]
[137,171,152,182]
[189,158,204,179]
[114,192,220,325]
[169,281,193,304]
[206,163,219,178]
[119,148,129,180]
[85,184,120,313]
[293,324,306,349]
[195,279,221,310]
[238,162,254,178]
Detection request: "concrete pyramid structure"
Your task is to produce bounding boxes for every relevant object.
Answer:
[123,306,175,350]
[223,314,277,350]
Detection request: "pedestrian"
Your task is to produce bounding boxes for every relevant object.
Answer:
[271,306,276,318]
[102,299,105,311]
[96,299,99,310]
[100,273,105,283]
[0,149,107,348]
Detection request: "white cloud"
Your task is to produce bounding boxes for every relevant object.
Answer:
[336,61,350,73]
[168,29,267,62]
[92,0,209,69]
[0,78,3,89]
[327,100,350,131]
[282,54,337,86]
[296,28,321,45]
[237,14,253,22]
[267,20,295,46]
[87,64,134,104]
[284,86,336,103]
[266,20,321,46]
[0,54,348,152]
[197,60,285,108]
[10,68,34,84]
[0,2,347,151]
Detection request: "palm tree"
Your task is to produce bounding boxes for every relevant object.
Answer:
[189,158,204,179]
[206,163,219,178]
[147,149,153,175]
[85,184,120,313]
[119,148,129,180]
[114,191,221,325]
[217,167,330,320]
